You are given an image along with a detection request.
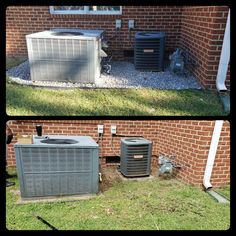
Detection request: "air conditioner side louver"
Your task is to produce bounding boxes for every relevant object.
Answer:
[14,135,99,199]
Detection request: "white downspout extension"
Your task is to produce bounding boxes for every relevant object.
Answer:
[203,120,224,190]
[216,9,230,92]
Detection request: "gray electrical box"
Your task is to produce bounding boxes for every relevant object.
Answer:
[120,138,152,177]
[14,135,99,199]
[128,20,135,29]
[169,48,184,74]
[115,19,122,28]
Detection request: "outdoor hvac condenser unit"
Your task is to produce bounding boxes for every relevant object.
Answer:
[26,28,104,83]
[134,32,165,71]
[120,138,152,177]
[14,135,99,199]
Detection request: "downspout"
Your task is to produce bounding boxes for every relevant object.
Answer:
[203,120,224,190]
[216,9,230,92]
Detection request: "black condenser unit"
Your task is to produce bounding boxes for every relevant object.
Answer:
[120,138,152,177]
[134,32,165,71]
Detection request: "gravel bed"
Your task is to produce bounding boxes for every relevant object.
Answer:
[6,60,202,89]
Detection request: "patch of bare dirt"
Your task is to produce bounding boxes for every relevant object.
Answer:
[151,165,158,177]
[99,166,122,193]
[99,164,178,193]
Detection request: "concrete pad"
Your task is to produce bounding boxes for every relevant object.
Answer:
[207,190,230,204]
[10,189,96,205]
[116,169,155,181]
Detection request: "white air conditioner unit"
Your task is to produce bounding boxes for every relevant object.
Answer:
[26,28,104,83]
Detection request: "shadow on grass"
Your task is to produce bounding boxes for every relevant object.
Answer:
[78,88,225,116]
[6,84,225,116]
[6,85,94,116]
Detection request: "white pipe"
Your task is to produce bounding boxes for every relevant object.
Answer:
[216,9,230,92]
[203,120,224,190]
[99,172,102,182]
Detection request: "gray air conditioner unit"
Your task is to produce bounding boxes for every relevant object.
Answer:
[120,138,152,177]
[14,135,99,199]
[26,28,104,83]
[134,32,165,71]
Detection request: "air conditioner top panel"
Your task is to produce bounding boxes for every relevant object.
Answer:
[26,28,104,40]
[14,135,99,148]
[121,137,152,145]
[135,32,165,39]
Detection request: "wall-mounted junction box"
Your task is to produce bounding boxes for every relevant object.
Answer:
[111,125,117,134]
[97,125,104,134]
[116,19,122,29]
[128,20,135,29]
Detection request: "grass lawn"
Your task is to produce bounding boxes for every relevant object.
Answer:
[6,168,230,230]
[6,57,226,116]
[6,83,226,116]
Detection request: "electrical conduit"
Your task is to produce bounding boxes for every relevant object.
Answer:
[203,120,224,190]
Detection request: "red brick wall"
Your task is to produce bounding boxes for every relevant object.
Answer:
[180,6,230,89]
[155,120,230,187]
[6,6,182,59]
[6,6,230,89]
[6,120,230,187]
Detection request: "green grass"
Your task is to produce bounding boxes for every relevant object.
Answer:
[6,56,226,116]
[6,168,230,230]
[6,84,225,116]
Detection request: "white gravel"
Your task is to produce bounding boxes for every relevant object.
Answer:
[6,60,202,89]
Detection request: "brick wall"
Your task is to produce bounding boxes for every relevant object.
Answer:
[6,6,230,89]
[180,6,230,89]
[155,120,230,187]
[6,120,230,187]
[6,6,182,60]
